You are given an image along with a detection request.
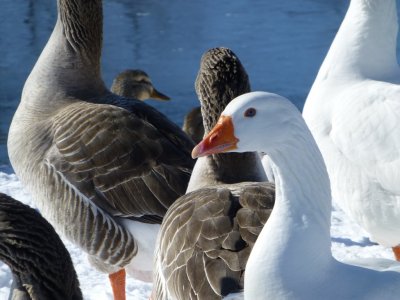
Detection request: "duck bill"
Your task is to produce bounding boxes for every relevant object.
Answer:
[192,115,239,158]
[151,88,170,101]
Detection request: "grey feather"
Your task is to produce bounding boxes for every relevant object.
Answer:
[0,193,82,300]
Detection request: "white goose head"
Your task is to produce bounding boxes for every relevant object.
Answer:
[192,91,303,157]
[192,91,335,299]
[192,92,331,224]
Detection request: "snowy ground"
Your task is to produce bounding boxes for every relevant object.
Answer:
[0,171,396,299]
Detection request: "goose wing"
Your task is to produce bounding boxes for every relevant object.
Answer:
[0,193,82,299]
[154,182,274,299]
[330,81,400,195]
[47,100,194,222]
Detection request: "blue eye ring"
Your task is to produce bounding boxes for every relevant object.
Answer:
[244,107,256,117]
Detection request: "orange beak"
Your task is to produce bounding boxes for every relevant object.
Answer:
[192,115,239,158]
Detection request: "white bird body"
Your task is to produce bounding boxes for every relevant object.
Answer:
[303,0,400,247]
[193,91,400,299]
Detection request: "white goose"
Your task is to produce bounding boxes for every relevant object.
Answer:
[303,0,400,259]
[193,91,400,299]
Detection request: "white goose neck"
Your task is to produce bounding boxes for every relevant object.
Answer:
[316,0,399,81]
[244,121,333,298]
[267,130,332,246]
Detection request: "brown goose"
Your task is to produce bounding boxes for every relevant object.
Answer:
[153,47,275,300]
[182,106,203,144]
[7,0,194,299]
[0,193,82,300]
[111,69,170,101]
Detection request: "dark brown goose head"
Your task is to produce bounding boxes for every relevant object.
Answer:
[190,47,266,186]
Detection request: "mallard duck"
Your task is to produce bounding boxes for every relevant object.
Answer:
[111,69,170,101]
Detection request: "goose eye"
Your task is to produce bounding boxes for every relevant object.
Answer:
[244,107,256,117]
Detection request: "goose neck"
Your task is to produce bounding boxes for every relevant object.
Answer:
[257,125,332,262]
[21,0,106,107]
[58,0,103,66]
[270,130,331,237]
[244,126,334,298]
[208,152,267,183]
[316,0,399,80]
[201,97,234,134]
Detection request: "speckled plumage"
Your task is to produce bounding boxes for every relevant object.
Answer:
[155,183,274,300]
[0,193,82,300]
[187,48,268,192]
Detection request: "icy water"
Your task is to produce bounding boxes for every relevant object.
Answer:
[0,0,399,171]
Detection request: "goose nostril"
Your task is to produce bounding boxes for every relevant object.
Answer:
[209,132,219,144]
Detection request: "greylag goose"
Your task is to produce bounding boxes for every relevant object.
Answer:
[0,193,82,300]
[193,91,400,299]
[7,0,194,299]
[186,48,267,193]
[153,48,274,300]
[111,69,170,101]
[303,0,400,260]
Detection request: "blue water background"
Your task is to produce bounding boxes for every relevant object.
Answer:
[0,0,398,172]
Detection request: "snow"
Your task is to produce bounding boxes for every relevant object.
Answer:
[0,171,396,299]
[0,172,152,300]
